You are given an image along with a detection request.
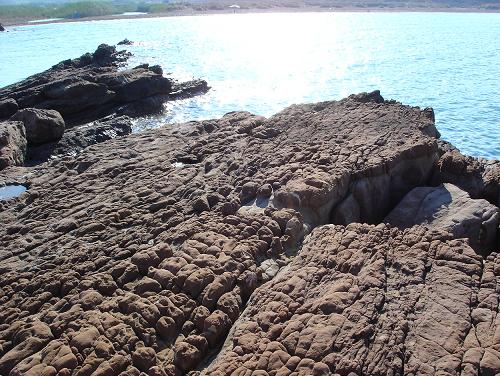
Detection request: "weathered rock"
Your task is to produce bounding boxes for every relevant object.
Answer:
[432,148,500,206]
[206,224,499,376]
[0,93,488,375]
[131,346,156,371]
[170,79,211,100]
[12,108,65,145]
[385,183,499,252]
[27,115,132,163]
[0,321,54,375]
[0,23,4,32]
[0,44,209,128]
[117,39,133,45]
[0,98,18,118]
[0,121,26,170]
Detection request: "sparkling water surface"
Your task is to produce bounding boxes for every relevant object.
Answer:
[1,12,499,158]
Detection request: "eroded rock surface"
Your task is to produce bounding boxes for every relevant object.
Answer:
[12,108,65,146]
[207,224,500,376]
[0,99,18,119]
[0,44,209,165]
[0,121,26,170]
[385,183,499,252]
[432,148,500,207]
[0,93,497,375]
[0,44,208,127]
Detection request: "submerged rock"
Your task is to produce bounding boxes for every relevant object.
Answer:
[0,93,497,375]
[385,183,499,252]
[117,38,133,45]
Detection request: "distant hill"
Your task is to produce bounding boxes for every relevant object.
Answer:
[1,0,500,5]
[1,0,499,26]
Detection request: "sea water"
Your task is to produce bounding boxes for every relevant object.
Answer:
[0,185,27,201]
[1,12,499,158]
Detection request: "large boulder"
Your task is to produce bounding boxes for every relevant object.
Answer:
[0,98,18,118]
[40,79,116,115]
[385,183,499,251]
[100,69,171,102]
[0,121,26,170]
[12,108,65,145]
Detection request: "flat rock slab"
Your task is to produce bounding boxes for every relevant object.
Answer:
[0,92,471,375]
[206,224,500,376]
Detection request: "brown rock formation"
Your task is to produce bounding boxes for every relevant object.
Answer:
[385,183,499,252]
[0,44,208,127]
[206,224,499,376]
[432,148,500,207]
[0,121,26,169]
[12,108,65,146]
[0,92,497,375]
[0,44,209,166]
[0,99,18,119]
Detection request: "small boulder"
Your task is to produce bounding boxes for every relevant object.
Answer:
[0,98,18,118]
[131,346,156,371]
[12,108,65,145]
[203,310,232,347]
[173,341,203,372]
[0,121,26,170]
[156,316,177,342]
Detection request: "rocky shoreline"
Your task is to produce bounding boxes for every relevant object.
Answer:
[0,88,498,375]
[0,43,209,166]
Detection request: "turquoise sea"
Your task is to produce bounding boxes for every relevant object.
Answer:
[1,12,499,158]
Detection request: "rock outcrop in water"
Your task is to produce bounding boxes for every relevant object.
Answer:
[0,92,498,376]
[0,44,209,166]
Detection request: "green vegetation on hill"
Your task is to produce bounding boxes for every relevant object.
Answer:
[0,1,136,20]
[1,0,499,23]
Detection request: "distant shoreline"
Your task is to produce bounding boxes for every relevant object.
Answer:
[3,5,500,28]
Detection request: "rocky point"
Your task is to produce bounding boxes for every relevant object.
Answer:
[0,91,498,375]
[0,44,209,165]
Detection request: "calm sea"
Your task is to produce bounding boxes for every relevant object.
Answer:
[1,12,499,158]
